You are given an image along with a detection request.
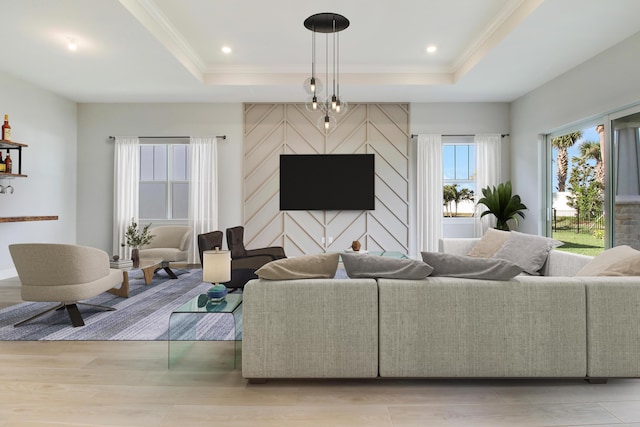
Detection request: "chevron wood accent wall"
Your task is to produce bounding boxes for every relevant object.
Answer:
[243,103,409,256]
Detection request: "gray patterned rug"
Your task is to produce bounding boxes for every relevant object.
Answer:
[0,269,241,341]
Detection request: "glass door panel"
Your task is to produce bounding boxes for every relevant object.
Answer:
[610,111,640,250]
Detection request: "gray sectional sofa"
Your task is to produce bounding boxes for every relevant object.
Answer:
[242,238,640,383]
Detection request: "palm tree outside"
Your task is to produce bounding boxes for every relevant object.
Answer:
[579,140,604,185]
[552,131,582,192]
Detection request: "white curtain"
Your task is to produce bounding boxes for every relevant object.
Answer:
[113,136,140,258]
[474,134,502,236]
[188,137,219,264]
[417,134,443,252]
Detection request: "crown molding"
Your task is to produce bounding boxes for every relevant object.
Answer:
[118,0,206,81]
[452,0,543,81]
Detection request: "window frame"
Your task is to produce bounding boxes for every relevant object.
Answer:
[442,136,476,218]
[138,142,190,223]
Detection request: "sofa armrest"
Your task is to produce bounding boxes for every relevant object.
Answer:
[541,249,592,276]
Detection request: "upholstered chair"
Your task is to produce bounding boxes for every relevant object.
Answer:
[139,225,192,279]
[9,243,123,327]
[226,225,286,261]
[197,230,224,265]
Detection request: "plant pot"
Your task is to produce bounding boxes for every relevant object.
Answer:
[131,248,140,268]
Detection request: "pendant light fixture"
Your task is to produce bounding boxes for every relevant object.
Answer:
[304,13,349,133]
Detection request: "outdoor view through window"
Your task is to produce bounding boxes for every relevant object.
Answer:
[551,125,605,256]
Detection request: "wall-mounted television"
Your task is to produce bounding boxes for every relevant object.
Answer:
[280,154,375,211]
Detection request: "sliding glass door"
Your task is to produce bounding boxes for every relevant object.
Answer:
[547,121,605,256]
[546,105,640,253]
[608,107,640,250]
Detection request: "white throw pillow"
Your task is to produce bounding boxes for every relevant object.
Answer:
[575,245,640,276]
[255,253,339,280]
[492,231,563,275]
[467,228,510,258]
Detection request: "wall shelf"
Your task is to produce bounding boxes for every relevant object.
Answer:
[0,216,58,223]
[0,139,27,176]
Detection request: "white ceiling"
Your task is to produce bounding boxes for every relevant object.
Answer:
[1,0,640,103]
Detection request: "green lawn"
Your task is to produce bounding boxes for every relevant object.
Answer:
[552,230,604,256]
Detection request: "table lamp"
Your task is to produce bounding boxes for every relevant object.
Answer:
[202,247,231,302]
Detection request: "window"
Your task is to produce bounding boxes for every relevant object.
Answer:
[139,144,190,221]
[442,137,475,217]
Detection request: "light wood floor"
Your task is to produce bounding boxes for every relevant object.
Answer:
[2,279,640,427]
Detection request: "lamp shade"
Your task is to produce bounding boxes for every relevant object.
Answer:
[203,249,231,283]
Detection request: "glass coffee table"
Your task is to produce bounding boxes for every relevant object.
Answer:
[108,258,163,298]
[168,293,243,369]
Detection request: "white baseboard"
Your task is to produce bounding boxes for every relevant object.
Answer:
[0,268,18,280]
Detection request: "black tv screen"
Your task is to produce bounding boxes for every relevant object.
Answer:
[280,154,375,210]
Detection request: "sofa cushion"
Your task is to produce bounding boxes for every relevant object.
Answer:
[467,228,510,257]
[492,231,563,275]
[421,251,523,280]
[255,253,339,280]
[342,253,433,280]
[575,245,640,276]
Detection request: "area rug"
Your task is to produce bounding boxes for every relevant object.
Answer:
[0,269,241,341]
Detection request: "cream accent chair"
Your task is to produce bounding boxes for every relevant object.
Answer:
[138,225,192,279]
[9,243,123,327]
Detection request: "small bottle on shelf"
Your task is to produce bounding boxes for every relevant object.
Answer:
[0,152,5,173]
[4,151,11,174]
[1,115,10,141]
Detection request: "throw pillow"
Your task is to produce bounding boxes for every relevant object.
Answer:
[492,231,563,275]
[421,251,523,280]
[467,228,510,258]
[575,245,640,276]
[255,253,339,280]
[341,253,433,279]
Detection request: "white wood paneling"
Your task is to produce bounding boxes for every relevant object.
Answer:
[244,103,409,255]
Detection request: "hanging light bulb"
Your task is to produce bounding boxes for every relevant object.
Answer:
[316,113,336,133]
[303,76,322,95]
[304,95,322,113]
[336,99,348,114]
[331,95,337,110]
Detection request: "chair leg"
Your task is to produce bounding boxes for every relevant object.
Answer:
[14,303,65,327]
[78,302,116,312]
[65,304,85,327]
[162,261,178,279]
[14,302,116,328]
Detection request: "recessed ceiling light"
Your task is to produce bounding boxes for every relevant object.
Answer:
[221,46,232,54]
[426,45,437,54]
[67,37,78,51]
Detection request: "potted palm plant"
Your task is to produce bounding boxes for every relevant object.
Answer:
[477,181,527,231]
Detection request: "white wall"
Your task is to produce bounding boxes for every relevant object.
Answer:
[408,102,511,254]
[76,103,243,255]
[0,71,77,278]
[511,31,640,235]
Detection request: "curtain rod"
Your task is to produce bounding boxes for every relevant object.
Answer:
[108,135,226,140]
[410,133,509,138]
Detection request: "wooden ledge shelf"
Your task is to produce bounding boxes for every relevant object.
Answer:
[0,216,59,223]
